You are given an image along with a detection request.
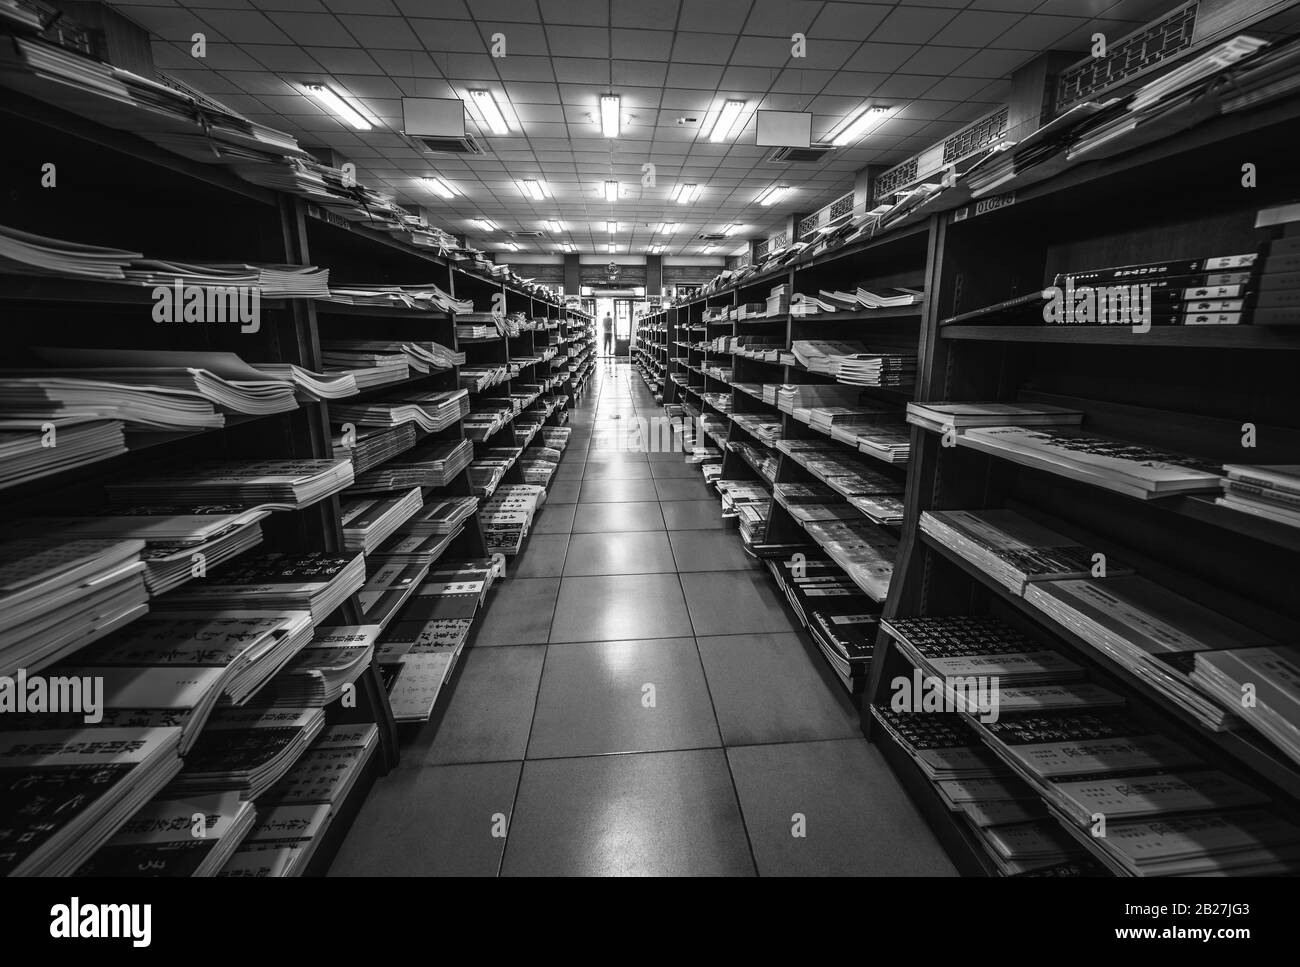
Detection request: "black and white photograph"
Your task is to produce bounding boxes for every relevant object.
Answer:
[1,0,1299,938]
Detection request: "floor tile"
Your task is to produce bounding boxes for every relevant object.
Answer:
[562,531,676,575]
[532,502,577,534]
[668,530,764,572]
[696,632,862,746]
[550,573,694,642]
[470,577,560,646]
[510,534,569,579]
[554,462,586,481]
[545,479,581,504]
[570,500,665,533]
[501,750,755,876]
[578,477,660,503]
[527,637,719,758]
[654,477,714,501]
[660,499,725,530]
[408,645,546,765]
[682,570,800,635]
[327,762,521,876]
[727,740,957,876]
[648,461,700,478]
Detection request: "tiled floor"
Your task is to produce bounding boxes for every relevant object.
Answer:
[329,360,956,877]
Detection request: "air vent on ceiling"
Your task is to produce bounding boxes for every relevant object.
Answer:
[696,232,729,241]
[511,231,544,238]
[415,133,484,155]
[765,144,833,164]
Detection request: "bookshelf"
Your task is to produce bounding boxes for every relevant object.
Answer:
[642,72,1300,876]
[0,80,572,877]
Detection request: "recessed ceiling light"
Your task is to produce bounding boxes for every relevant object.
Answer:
[468,89,510,135]
[301,83,372,131]
[827,104,892,147]
[472,218,499,231]
[600,94,620,138]
[518,179,547,200]
[603,180,619,202]
[419,176,456,198]
[545,220,565,232]
[608,242,617,253]
[671,183,700,204]
[606,221,617,233]
[701,243,716,253]
[659,222,678,233]
[505,241,520,251]
[561,242,575,253]
[704,99,747,143]
[722,223,741,235]
[647,244,665,254]
[756,184,792,206]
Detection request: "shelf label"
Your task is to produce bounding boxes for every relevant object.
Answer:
[953,191,1016,222]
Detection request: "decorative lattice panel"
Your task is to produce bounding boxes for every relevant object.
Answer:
[874,157,919,198]
[942,106,1008,164]
[1056,1,1198,111]
[829,193,854,220]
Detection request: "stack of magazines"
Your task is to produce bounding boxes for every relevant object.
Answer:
[320,348,409,389]
[347,438,473,493]
[249,362,357,400]
[920,509,1133,595]
[323,339,462,374]
[55,609,316,754]
[340,488,424,554]
[905,401,1084,434]
[1192,646,1300,766]
[0,416,125,490]
[1216,464,1300,529]
[802,518,896,600]
[106,458,355,509]
[172,707,325,800]
[265,627,380,708]
[0,537,149,677]
[0,223,139,279]
[333,424,417,475]
[0,726,184,876]
[76,791,256,877]
[332,389,470,433]
[156,552,365,624]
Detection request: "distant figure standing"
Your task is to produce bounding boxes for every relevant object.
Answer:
[602,313,614,356]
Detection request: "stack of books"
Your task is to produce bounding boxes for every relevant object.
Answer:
[0,726,184,876]
[76,791,255,877]
[454,312,505,341]
[348,439,472,493]
[323,339,463,374]
[23,504,267,596]
[1192,646,1300,766]
[1215,464,1300,529]
[801,518,896,601]
[0,417,126,489]
[481,484,545,555]
[959,426,1223,499]
[55,610,316,754]
[0,223,139,279]
[730,413,783,446]
[333,424,417,475]
[320,349,409,390]
[156,552,365,624]
[1022,575,1278,730]
[853,422,912,463]
[172,707,325,800]
[332,389,470,433]
[0,537,149,677]
[107,458,355,510]
[905,401,1084,434]
[249,362,357,400]
[882,616,1086,686]
[870,707,1008,781]
[920,509,1133,595]
[340,488,424,554]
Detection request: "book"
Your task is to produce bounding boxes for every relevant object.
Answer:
[959,426,1223,498]
[221,802,330,877]
[75,791,255,877]
[106,458,354,509]
[905,402,1084,433]
[340,488,423,554]
[870,706,1009,780]
[172,707,325,799]
[156,552,364,625]
[882,615,1084,684]
[1099,809,1300,876]
[1191,646,1300,767]
[0,726,183,876]
[0,417,125,490]
[920,509,1133,595]
[261,723,379,805]
[981,711,1201,779]
[1051,770,1270,826]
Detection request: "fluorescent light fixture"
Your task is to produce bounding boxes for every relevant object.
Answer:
[561,242,576,253]
[468,89,510,135]
[600,94,620,137]
[827,104,892,147]
[606,221,617,234]
[603,180,619,202]
[722,223,740,235]
[704,99,747,143]
[671,183,699,204]
[701,243,716,253]
[607,242,617,253]
[472,218,499,231]
[647,244,664,254]
[505,241,520,251]
[757,184,792,206]
[545,220,565,232]
[658,222,678,233]
[419,176,456,198]
[302,83,372,131]
[518,179,546,200]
